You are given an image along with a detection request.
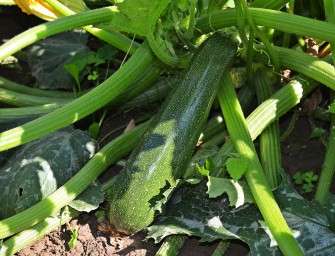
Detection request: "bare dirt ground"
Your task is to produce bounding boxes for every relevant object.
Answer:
[0,5,329,256]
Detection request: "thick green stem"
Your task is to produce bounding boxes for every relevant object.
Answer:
[218,73,303,255]
[0,76,80,98]
[0,121,150,240]
[0,41,154,151]
[315,93,335,204]
[0,7,119,61]
[0,105,60,118]
[214,73,318,167]
[196,8,335,43]
[314,0,335,205]
[44,0,139,54]
[250,0,289,9]
[253,46,335,91]
[255,69,282,189]
[155,235,187,256]
[0,87,71,107]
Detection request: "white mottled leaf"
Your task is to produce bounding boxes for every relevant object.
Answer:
[0,126,97,219]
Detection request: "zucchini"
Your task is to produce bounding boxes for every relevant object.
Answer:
[107,33,237,234]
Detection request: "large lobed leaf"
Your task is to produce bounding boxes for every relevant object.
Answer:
[108,0,170,36]
[0,126,100,219]
[28,31,90,90]
[147,176,335,255]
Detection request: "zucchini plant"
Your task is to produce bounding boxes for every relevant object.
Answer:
[1,0,335,255]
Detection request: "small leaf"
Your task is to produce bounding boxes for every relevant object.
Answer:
[68,226,79,249]
[293,172,303,185]
[64,63,80,87]
[302,183,314,193]
[311,175,319,182]
[95,210,106,223]
[205,157,216,173]
[97,44,118,60]
[206,176,254,207]
[87,71,99,81]
[28,31,90,89]
[88,122,100,139]
[308,127,324,140]
[325,102,335,114]
[68,182,104,212]
[226,156,248,181]
[196,163,209,177]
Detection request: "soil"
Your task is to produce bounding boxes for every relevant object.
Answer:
[0,5,331,256]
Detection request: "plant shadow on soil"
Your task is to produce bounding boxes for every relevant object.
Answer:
[1,5,332,256]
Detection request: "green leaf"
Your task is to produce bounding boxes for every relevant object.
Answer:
[64,63,81,87]
[68,226,79,249]
[68,182,104,212]
[293,171,304,185]
[88,122,100,139]
[148,176,335,255]
[196,163,210,177]
[225,155,248,181]
[205,157,217,173]
[308,127,325,140]
[0,126,97,219]
[28,31,90,90]
[108,0,170,36]
[95,210,106,224]
[96,44,118,60]
[325,102,335,114]
[206,176,254,207]
[184,144,219,178]
[87,71,99,81]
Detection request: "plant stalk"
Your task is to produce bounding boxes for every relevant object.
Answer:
[0,121,151,240]
[0,41,154,151]
[218,72,303,255]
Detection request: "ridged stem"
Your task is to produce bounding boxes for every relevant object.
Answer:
[255,69,282,189]
[214,73,318,167]
[218,73,303,256]
[314,0,335,205]
[0,121,150,240]
[0,41,154,151]
[196,8,335,43]
[0,7,119,61]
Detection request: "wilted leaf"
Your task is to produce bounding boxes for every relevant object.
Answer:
[28,31,90,89]
[0,126,97,219]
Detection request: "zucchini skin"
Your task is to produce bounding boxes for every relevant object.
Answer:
[107,33,237,234]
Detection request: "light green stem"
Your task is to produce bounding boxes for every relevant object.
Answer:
[196,8,335,43]
[214,73,318,167]
[250,0,289,9]
[218,73,303,255]
[0,7,119,61]
[314,0,335,205]
[0,87,71,107]
[0,121,150,240]
[43,0,139,54]
[0,41,154,151]
[255,69,282,189]
[155,235,187,256]
[0,76,83,99]
[0,105,60,118]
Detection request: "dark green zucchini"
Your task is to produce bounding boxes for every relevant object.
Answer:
[107,33,237,234]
